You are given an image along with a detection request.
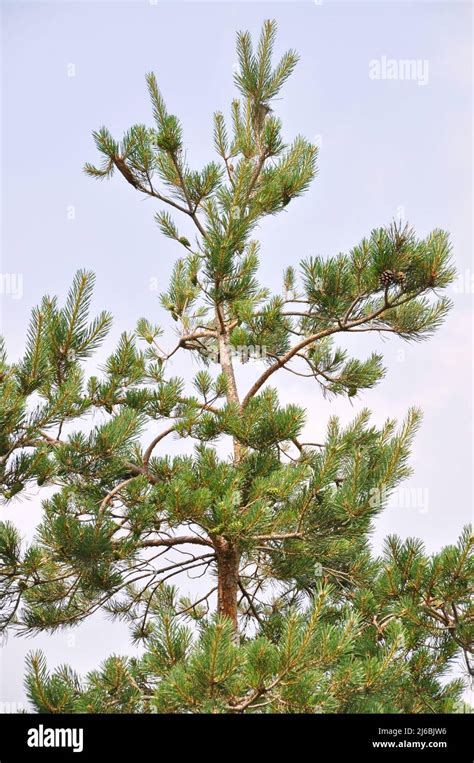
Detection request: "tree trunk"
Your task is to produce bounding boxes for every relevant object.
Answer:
[215,537,240,633]
[214,307,241,635]
[216,308,241,462]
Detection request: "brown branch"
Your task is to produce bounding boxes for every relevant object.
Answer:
[252,532,303,542]
[97,477,135,525]
[177,586,218,616]
[242,291,424,406]
[115,158,190,215]
[246,152,267,202]
[170,152,208,238]
[152,553,215,577]
[165,329,217,360]
[292,437,324,451]
[123,462,158,484]
[143,425,176,467]
[114,155,208,239]
[238,579,263,625]
[139,535,213,549]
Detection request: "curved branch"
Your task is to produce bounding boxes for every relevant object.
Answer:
[143,425,176,468]
[242,291,424,406]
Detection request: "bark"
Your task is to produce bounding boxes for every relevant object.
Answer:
[217,328,239,405]
[214,308,241,633]
[215,537,240,633]
[216,314,242,461]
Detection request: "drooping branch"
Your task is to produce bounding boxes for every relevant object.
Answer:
[242,291,424,406]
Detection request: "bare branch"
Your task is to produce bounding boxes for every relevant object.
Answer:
[139,535,213,549]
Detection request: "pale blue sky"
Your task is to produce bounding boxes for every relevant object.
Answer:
[1,0,472,707]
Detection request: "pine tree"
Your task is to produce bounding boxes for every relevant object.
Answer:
[1,20,472,714]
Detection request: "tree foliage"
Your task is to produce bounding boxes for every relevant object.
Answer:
[1,20,471,714]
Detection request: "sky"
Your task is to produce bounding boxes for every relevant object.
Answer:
[0,0,472,708]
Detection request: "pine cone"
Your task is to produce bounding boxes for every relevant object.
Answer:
[380,269,406,287]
